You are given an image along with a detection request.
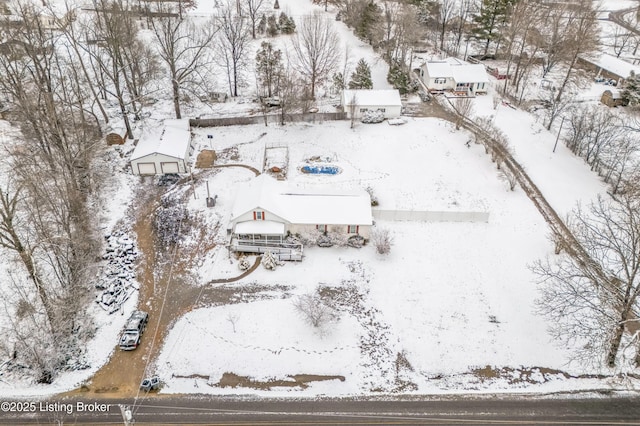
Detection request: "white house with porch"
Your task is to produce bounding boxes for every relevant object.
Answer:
[341,89,403,119]
[419,58,489,95]
[130,119,194,175]
[228,174,373,260]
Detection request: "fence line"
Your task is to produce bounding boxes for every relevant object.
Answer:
[372,209,489,223]
[190,112,346,128]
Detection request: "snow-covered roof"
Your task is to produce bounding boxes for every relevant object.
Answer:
[424,62,455,79]
[451,64,490,84]
[581,53,640,79]
[231,174,372,226]
[424,60,489,84]
[131,119,191,161]
[342,89,402,107]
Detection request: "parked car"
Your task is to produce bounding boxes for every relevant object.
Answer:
[262,96,281,107]
[119,310,149,351]
[140,376,160,392]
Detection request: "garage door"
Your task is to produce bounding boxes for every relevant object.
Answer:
[137,162,156,175]
[161,162,180,174]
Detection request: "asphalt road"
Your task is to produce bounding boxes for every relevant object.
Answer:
[0,394,640,425]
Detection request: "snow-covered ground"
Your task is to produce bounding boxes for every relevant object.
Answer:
[153,114,633,396]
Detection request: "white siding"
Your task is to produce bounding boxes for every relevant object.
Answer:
[131,153,188,176]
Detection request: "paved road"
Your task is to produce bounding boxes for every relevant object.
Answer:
[1,395,640,425]
[609,8,640,37]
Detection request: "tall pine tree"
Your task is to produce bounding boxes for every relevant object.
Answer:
[348,58,373,89]
[471,0,517,55]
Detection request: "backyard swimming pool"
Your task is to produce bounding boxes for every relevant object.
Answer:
[300,165,341,175]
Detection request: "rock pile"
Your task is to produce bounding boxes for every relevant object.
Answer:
[96,231,139,313]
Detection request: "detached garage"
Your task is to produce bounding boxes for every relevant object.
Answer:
[130,119,194,176]
[341,89,402,120]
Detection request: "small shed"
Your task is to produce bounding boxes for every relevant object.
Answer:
[341,89,402,119]
[601,89,628,107]
[130,119,194,175]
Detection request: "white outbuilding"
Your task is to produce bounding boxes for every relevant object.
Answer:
[130,119,194,175]
[341,89,403,119]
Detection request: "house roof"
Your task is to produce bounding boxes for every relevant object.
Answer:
[424,61,489,84]
[131,119,191,161]
[581,53,640,79]
[231,174,373,227]
[451,64,490,84]
[342,89,402,107]
[424,62,455,79]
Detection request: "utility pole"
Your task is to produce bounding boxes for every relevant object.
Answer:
[119,405,134,425]
[553,116,565,153]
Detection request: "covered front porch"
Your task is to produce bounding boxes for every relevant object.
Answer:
[229,220,303,261]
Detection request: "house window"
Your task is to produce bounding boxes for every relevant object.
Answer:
[253,211,265,220]
[316,224,327,233]
[435,78,446,84]
[376,108,386,113]
[359,108,369,113]
[347,225,359,234]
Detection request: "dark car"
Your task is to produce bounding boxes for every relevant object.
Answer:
[119,310,149,351]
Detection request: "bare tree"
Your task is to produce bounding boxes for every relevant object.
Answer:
[217,1,251,97]
[293,291,336,328]
[0,2,101,382]
[151,8,217,118]
[85,0,159,137]
[553,0,599,103]
[243,0,266,38]
[255,41,283,98]
[452,96,474,130]
[533,191,640,368]
[291,11,341,99]
[610,26,636,58]
[348,92,358,129]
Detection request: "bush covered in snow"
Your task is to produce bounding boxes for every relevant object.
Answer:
[361,110,384,124]
[238,256,251,271]
[261,251,280,270]
[365,186,379,206]
[371,228,394,255]
[347,234,365,248]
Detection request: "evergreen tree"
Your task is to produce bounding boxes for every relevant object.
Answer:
[257,14,267,34]
[387,63,411,94]
[267,14,279,36]
[348,58,373,89]
[471,0,517,55]
[256,41,283,97]
[355,1,382,47]
[622,71,640,107]
[279,12,296,34]
[332,72,345,93]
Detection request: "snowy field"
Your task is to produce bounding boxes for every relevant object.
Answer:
[152,115,633,396]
